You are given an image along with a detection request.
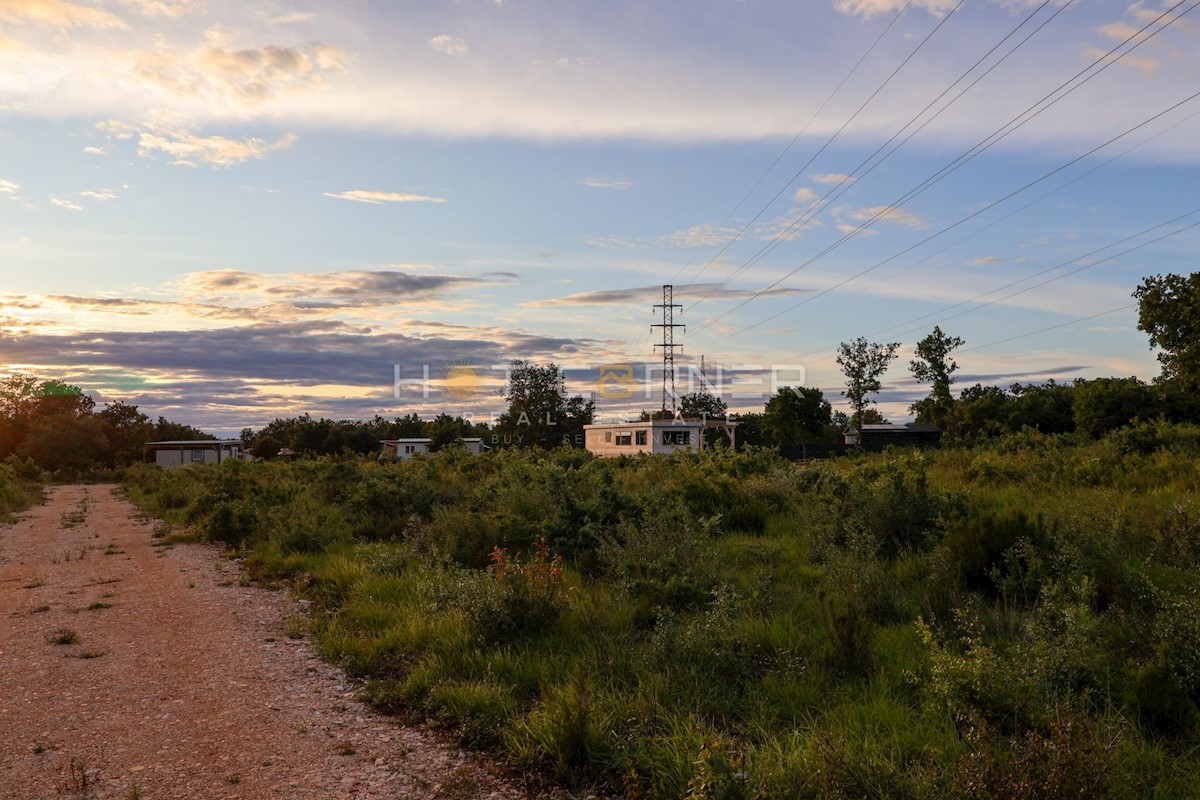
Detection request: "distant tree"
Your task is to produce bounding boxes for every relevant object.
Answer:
[836,338,900,432]
[153,416,215,442]
[1134,272,1200,390]
[495,361,594,448]
[427,413,466,452]
[858,408,888,425]
[909,326,964,428]
[97,401,153,467]
[730,412,763,448]
[1009,381,1075,434]
[955,384,1012,438]
[1073,377,1158,438]
[679,391,728,420]
[761,387,832,446]
[250,433,283,460]
[20,414,108,477]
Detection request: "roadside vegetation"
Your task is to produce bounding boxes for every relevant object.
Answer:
[120,422,1200,799]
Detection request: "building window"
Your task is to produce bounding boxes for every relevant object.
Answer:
[404,445,416,454]
[635,430,648,445]
[615,432,632,446]
[604,431,612,443]
[662,430,691,446]
[191,449,207,462]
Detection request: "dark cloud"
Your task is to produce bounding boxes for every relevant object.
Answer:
[525,283,808,307]
[185,268,483,303]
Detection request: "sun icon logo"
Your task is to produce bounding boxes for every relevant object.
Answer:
[443,361,482,399]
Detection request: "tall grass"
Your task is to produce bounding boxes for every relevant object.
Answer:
[121,427,1200,798]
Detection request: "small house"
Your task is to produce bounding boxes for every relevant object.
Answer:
[145,440,245,468]
[380,437,486,460]
[584,418,736,457]
[843,422,941,449]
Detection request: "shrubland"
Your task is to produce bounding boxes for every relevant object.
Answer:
[120,424,1200,798]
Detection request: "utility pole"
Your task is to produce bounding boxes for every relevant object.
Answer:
[652,284,684,413]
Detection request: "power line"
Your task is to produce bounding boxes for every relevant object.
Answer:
[687,0,1068,311]
[959,304,1136,353]
[694,83,1200,352]
[668,0,914,288]
[689,0,1198,342]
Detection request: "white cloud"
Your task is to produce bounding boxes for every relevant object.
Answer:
[812,173,856,185]
[581,177,633,190]
[324,190,447,204]
[131,122,298,167]
[971,256,1005,265]
[81,145,105,155]
[0,0,127,28]
[663,222,740,248]
[50,197,83,211]
[78,189,117,201]
[793,187,818,202]
[836,205,928,229]
[832,0,958,19]
[0,179,19,193]
[429,35,468,56]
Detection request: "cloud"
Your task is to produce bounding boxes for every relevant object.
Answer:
[1082,46,1160,76]
[793,187,818,203]
[49,197,83,211]
[119,0,199,17]
[835,205,929,229]
[429,35,468,56]
[662,222,740,248]
[0,0,127,28]
[324,189,446,204]
[812,173,856,185]
[271,11,317,24]
[181,268,479,304]
[0,179,19,193]
[133,124,298,167]
[581,177,633,190]
[832,0,958,19]
[127,38,350,105]
[971,256,1005,265]
[81,145,105,155]
[525,283,807,307]
[78,189,117,201]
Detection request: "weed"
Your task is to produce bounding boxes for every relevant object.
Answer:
[32,604,50,613]
[225,773,241,784]
[85,602,111,611]
[48,628,79,645]
[127,784,141,800]
[75,650,106,659]
[22,578,44,589]
[103,545,125,555]
[337,744,357,756]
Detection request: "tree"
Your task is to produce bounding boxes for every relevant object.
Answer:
[19,414,108,477]
[1134,272,1200,390]
[836,338,900,432]
[427,413,466,452]
[679,391,728,420]
[97,401,153,467]
[909,326,964,427]
[761,387,832,446]
[1072,377,1158,438]
[495,361,594,448]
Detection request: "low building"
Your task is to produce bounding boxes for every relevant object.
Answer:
[380,437,486,460]
[584,418,737,457]
[145,440,245,468]
[843,422,942,449]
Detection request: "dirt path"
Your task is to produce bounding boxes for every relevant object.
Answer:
[0,485,532,800]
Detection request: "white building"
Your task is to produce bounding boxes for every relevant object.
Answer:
[584,419,736,457]
[380,437,486,460]
[145,440,245,468]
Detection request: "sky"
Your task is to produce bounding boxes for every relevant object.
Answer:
[1,0,1198,435]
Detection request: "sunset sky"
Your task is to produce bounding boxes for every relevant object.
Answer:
[1,0,1198,434]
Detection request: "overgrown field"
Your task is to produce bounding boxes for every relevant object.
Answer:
[121,422,1200,798]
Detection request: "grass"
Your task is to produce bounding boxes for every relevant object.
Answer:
[22,578,45,589]
[31,604,50,613]
[116,434,1200,798]
[85,602,111,611]
[48,628,79,645]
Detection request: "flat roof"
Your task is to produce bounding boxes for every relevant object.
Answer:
[146,440,240,446]
[585,419,705,429]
